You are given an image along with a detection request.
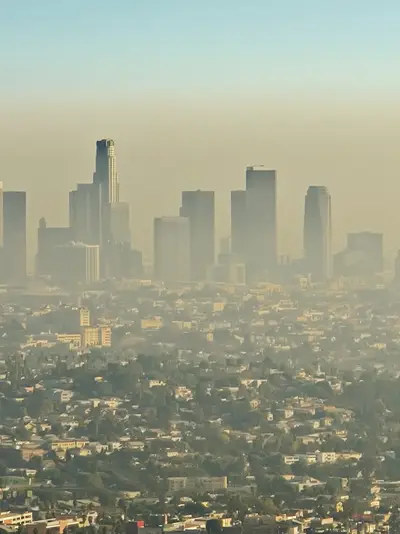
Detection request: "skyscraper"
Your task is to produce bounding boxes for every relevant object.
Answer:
[347,232,383,275]
[69,183,102,245]
[55,242,100,286]
[93,139,119,204]
[104,202,131,279]
[36,218,74,276]
[109,202,131,244]
[245,166,277,279]
[0,182,4,248]
[304,186,332,282]
[69,139,137,281]
[394,250,400,286]
[231,190,246,259]
[3,191,27,284]
[180,190,215,281]
[93,139,120,248]
[154,216,190,282]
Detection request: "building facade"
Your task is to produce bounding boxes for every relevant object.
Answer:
[180,190,215,281]
[93,138,119,204]
[55,243,100,285]
[36,218,74,276]
[154,216,190,283]
[230,190,247,259]
[304,186,332,282]
[347,232,383,275]
[245,166,277,281]
[69,183,102,245]
[3,191,27,284]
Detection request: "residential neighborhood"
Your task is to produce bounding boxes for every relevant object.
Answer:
[0,280,399,534]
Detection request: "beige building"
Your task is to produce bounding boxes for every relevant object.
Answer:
[82,326,112,347]
[80,307,91,326]
[56,333,82,348]
[100,326,112,346]
[0,512,33,526]
[50,439,89,452]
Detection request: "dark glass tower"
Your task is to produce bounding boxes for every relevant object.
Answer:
[304,186,332,282]
[3,191,27,284]
[245,166,277,280]
[180,190,215,281]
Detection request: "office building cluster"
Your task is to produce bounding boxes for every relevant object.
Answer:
[0,140,387,287]
[155,167,331,284]
[155,165,388,285]
[35,139,143,286]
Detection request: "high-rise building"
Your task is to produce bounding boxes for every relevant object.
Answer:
[0,182,4,248]
[180,190,215,280]
[154,216,190,282]
[36,218,74,276]
[101,202,132,278]
[231,190,246,259]
[335,231,383,278]
[69,183,101,245]
[304,186,332,282]
[394,251,400,286]
[347,232,383,274]
[245,166,277,280]
[93,139,119,204]
[109,202,130,244]
[3,191,26,284]
[70,139,120,247]
[69,139,134,280]
[55,243,100,286]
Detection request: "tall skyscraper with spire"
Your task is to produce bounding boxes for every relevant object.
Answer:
[304,185,332,282]
[93,139,119,204]
[68,139,133,279]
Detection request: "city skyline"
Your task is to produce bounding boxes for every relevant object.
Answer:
[6,121,399,267]
[3,2,400,264]
[0,136,394,281]
[3,2,400,524]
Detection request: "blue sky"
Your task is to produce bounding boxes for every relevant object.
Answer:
[2,0,400,98]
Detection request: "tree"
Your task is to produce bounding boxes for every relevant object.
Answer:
[98,489,115,508]
[227,495,248,522]
[87,472,104,489]
[26,390,53,419]
[255,497,278,515]
[206,519,222,534]
[182,501,207,517]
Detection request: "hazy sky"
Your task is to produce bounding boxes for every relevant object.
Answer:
[2,0,400,264]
